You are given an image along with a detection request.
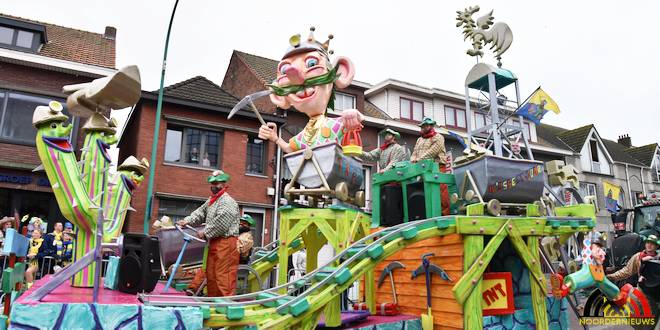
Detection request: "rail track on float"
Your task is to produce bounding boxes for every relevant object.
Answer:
[140,213,595,329]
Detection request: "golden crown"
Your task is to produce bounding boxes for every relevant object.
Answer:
[283,26,334,59]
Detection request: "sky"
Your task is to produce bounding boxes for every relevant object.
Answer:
[2,0,659,146]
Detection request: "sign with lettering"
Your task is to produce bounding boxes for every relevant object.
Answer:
[481,272,515,316]
[487,164,543,193]
[0,173,50,187]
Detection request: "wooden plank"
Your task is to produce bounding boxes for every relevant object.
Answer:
[381,244,464,260]
[452,220,509,304]
[506,224,547,295]
[374,256,463,272]
[461,235,484,330]
[395,295,463,314]
[395,307,464,329]
[375,282,457,300]
[527,236,549,330]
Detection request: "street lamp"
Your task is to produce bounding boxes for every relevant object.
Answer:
[143,0,180,234]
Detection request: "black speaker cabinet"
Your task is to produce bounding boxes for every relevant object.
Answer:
[117,233,161,294]
[406,181,426,221]
[380,184,403,227]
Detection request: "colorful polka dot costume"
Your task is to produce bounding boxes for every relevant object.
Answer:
[289,116,344,152]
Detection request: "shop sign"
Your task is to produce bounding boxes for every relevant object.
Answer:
[0,173,50,187]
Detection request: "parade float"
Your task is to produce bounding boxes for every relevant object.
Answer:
[6,5,657,330]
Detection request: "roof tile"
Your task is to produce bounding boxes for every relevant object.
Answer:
[626,144,658,167]
[158,76,239,108]
[0,13,115,68]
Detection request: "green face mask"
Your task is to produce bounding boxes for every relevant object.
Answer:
[267,66,340,97]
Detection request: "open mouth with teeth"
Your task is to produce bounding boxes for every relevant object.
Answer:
[292,87,317,101]
[42,136,73,153]
[97,140,112,162]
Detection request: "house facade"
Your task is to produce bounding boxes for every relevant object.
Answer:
[0,14,116,230]
[117,77,285,246]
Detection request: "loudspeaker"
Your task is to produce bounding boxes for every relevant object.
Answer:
[117,233,161,294]
[406,181,426,221]
[380,184,403,227]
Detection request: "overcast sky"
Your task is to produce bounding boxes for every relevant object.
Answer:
[2,0,659,146]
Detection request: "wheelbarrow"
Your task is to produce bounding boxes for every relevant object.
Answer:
[162,224,206,293]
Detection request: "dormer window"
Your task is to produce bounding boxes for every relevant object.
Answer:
[0,17,47,52]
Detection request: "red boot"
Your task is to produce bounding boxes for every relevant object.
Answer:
[612,283,633,306]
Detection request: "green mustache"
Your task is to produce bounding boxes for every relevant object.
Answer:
[268,66,340,97]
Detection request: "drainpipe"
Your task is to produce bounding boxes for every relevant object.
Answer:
[641,167,646,195]
[624,164,634,208]
[272,122,286,242]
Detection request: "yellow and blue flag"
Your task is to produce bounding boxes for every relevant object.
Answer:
[603,181,622,213]
[514,87,560,124]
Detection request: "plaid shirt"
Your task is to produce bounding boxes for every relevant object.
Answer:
[362,143,408,172]
[410,133,447,164]
[185,194,240,239]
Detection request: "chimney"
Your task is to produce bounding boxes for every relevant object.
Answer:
[104,26,116,40]
[617,134,632,148]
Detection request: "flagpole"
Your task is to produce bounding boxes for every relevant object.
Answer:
[495,85,540,131]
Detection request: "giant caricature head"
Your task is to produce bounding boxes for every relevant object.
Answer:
[269,27,355,117]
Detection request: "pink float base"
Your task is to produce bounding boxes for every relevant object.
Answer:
[16,275,186,305]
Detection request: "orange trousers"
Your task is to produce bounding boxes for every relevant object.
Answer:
[440,164,451,215]
[189,236,239,297]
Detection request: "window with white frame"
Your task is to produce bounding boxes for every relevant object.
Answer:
[0,25,40,52]
[444,106,466,130]
[246,135,266,175]
[157,198,204,222]
[653,153,660,182]
[506,118,532,140]
[334,92,356,111]
[0,90,70,145]
[165,125,221,168]
[474,112,492,129]
[400,98,423,122]
[633,191,643,205]
[579,182,598,208]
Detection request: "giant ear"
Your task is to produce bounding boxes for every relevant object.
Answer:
[269,93,292,109]
[333,56,355,89]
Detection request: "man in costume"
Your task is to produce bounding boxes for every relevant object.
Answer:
[361,128,408,173]
[258,27,363,152]
[410,117,450,215]
[178,170,240,297]
[237,214,255,265]
[552,236,632,306]
[607,234,659,283]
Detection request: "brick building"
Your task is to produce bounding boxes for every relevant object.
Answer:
[118,76,285,246]
[0,14,116,227]
[222,50,396,211]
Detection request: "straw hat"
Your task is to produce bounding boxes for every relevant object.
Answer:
[118,156,149,175]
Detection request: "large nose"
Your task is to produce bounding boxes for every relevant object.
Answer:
[284,65,305,85]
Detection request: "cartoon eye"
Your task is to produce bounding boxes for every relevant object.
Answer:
[305,58,318,68]
[50,123,57,129]
[279,63,291,75]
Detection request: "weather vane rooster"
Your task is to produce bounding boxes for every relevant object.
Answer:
[456,5,513,67]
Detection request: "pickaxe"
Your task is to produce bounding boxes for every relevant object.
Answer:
[411,253,453,283]
[227,89,272,126]
[377,261,405,304]
[411,253,453,329]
